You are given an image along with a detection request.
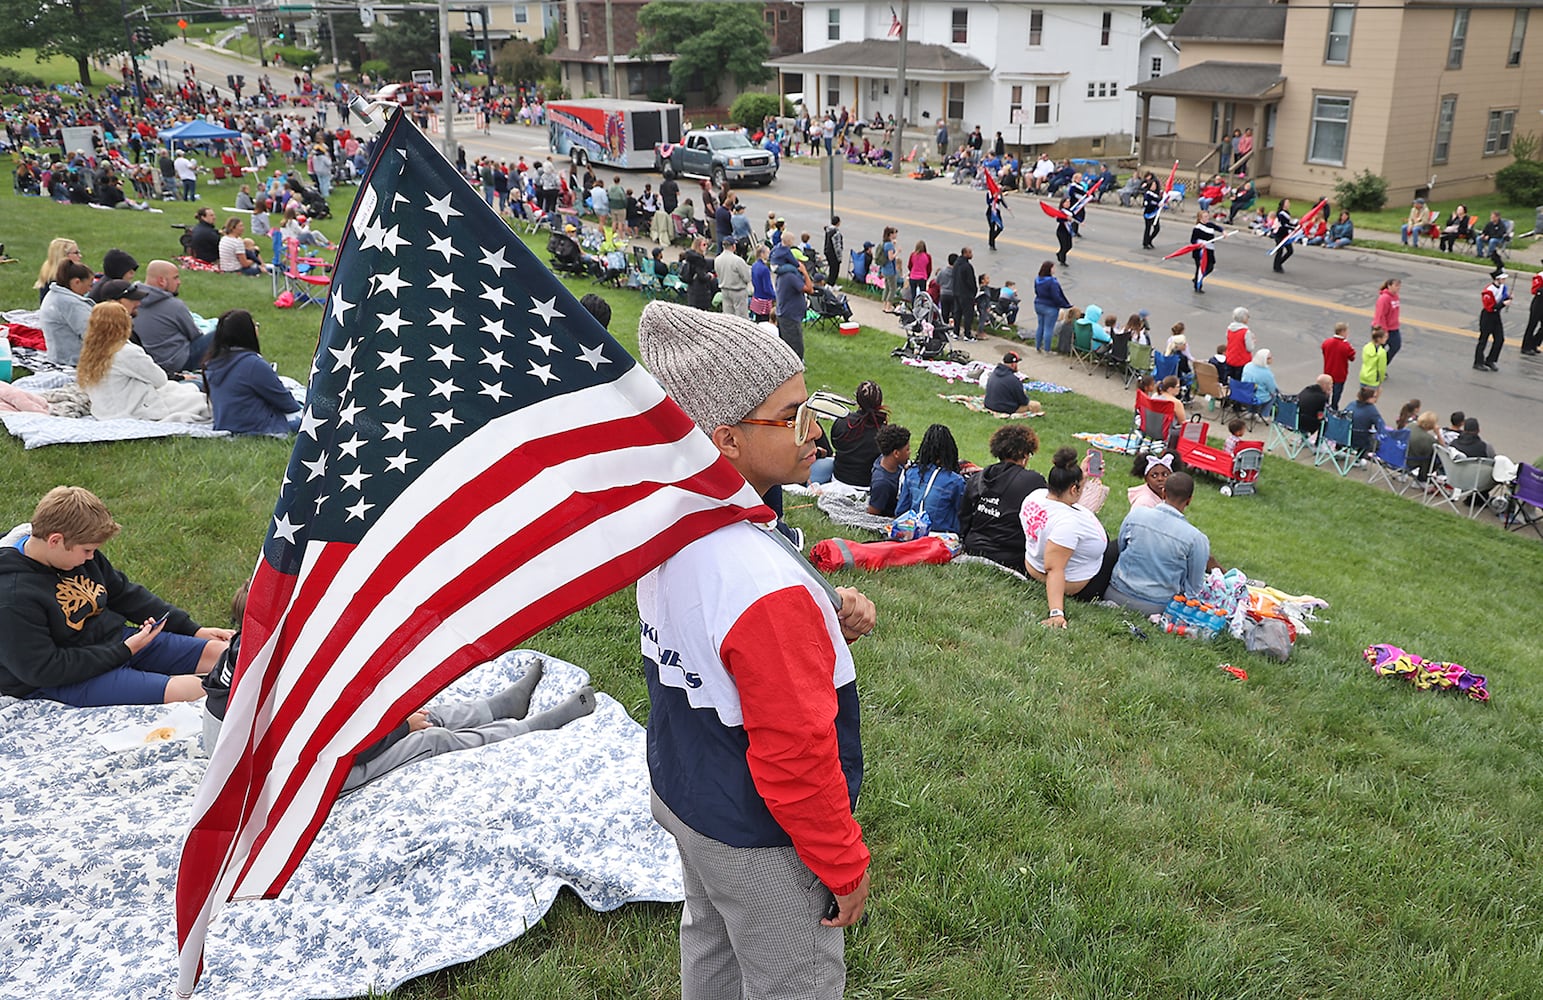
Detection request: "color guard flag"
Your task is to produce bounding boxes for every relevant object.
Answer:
[173,108,770,996]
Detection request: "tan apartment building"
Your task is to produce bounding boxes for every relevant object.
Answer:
[1134,0,1543,202]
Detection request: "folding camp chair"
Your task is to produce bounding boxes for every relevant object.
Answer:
[1069,318,1099,372]
[1265,395,1309,460]
[1152,350,1183,384]
[1190,360,1227,409]
[281,237,331,308]
[1123,342,1153,389]
[270,230,286,298]
[1365,428,1415,496]
[1502,461,1543,538]
[1427,446,1498,518]
[1314,411,1357,476]
[1223,378,1269,427]
[1133,389,1178,446]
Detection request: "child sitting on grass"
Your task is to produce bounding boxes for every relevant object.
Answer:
[0,486,233,706]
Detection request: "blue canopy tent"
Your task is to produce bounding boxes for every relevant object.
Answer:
[157,119,243,152]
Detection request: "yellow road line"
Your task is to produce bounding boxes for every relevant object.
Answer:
[755,189,1479,340]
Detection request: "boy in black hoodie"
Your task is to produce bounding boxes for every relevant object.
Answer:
[0,486,231,706]
[961,425,1048,569]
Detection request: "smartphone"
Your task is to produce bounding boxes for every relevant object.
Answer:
[823,893,840,922]
[1086,449,1104,477]
[151,611,171,629]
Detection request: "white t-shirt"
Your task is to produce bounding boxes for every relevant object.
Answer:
[173,155,196,181]
[1019,488,1108,580]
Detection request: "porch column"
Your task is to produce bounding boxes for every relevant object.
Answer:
[1250,102,1264,176]
[1139,92,1151,164]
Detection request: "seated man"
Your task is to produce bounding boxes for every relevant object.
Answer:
[135,259,213,374]
[1451,416,1495,459]
[187,206,221,264]
[983,351,1030,415]
[1296,374,1332,439]
[866,424,912,517]
[1105,472,1211,615]
[0,487,232,707]
[1476,211,1508,261]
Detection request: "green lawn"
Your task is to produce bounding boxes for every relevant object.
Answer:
[3,179,1541,999]
[1352,192,1538,246]
[0,50,96,92]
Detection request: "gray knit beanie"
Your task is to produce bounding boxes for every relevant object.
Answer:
[637,300,804,433]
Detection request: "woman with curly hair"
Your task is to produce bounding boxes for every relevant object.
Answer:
[77,303,211,423]
[961,424,1046,569]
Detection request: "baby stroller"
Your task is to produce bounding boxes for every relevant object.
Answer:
[287,177,331,219]
[546,229,589,276]
[891,291,969,362]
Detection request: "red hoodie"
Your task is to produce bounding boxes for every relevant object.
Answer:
[1321,335,1357,382]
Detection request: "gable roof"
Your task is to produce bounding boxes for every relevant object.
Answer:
[1130,61,1285,99]
[768,40,990,78]
[1171,0,1286,44]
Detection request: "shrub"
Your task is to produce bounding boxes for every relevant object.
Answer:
[1496,159,1543,207]
[729,92,791,132]
[0,66,46,88]
[361,59,389,79]
[272,46,322,69]
[1333,169,1388,212]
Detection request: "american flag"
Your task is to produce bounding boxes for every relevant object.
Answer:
[888,4,903,37]
[174,108,770,996]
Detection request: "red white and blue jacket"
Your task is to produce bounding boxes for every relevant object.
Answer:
[638,521,868,895]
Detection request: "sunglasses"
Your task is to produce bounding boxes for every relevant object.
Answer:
[739,391,854,441]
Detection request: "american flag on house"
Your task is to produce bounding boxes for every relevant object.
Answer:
[174,107,770,996]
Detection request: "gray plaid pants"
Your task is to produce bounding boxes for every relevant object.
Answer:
[652,792,845,1000]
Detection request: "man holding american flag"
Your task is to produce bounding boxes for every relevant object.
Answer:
[636,300,875,1000]
[174,108,842,997]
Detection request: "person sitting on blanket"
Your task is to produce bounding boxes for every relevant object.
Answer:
[39,259,96,366]
[1105,472,1212,616]
[1127,452,1174,510]
[201,309,304,435]
[961,424,1047,570]
[827,380,889,489]
[895,423,968,534]
[0,486,233,707]
[200,586,596,791]
[984,351,1031,415]
[1020,447,1118,629]
[136,260,214,375]
[77,303,213,424]
[866,424,912,517]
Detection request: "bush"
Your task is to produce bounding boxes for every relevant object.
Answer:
[361,59,389,79]
[1333,169,1388,212]
[272,46,322,69]
[0,66,46,88]
[729,92,791,132]
[1496,159,1543,207]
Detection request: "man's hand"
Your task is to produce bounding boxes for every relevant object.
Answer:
[196,626,237,641]
[822,870,870,928]
[835,587,876,641]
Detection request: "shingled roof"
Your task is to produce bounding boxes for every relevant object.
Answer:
[1170,0,1287,44]
[768,40,990,76]
[1130,61,1285,99]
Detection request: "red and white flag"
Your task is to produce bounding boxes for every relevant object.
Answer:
[888,5,903,37]
[173,109,769,996]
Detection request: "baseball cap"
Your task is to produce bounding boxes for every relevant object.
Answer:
[90,279,149,303]
[1003,351,1022,364]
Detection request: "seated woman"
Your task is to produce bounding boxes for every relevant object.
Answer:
[894,423,967,535]
[201,309,303,434]
[1128,452,1174,509]
[1164,325,1193,379]
[1347,385,1386,455]
[1019,447,1116,628]
[218,217,268,276]
[961,425,1047,570]
[39,259,96,366]
[1240,348,1279,400]
[1405,409,1440,481]
[826,381,888,488]
[235,183,256,211]
[279,204,332,248]
[76,302,212,423]
[1325,210,1355,249]
[1439,205,1475,252]
[250,195,273,238]
[1227,179,1258,224]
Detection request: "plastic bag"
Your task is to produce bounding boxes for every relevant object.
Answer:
[888,508,930,541]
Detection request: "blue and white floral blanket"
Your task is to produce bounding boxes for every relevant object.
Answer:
[0,650,683,1000]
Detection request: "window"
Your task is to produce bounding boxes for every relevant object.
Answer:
[1033,84,1052,125]
[578,9,589,39]
[827,8,840,41]
[1485,109,1516,156]
[1150,57,1163,78]
[1509,10,1528,67]
[1009,85,1024,122]
[1432,95,1456,164]
[952,8,968,44]
[827,81,840,109]
[1029,9,1043,46]
[1325,4,1354,64]
[764,9,774,26]
[947,81,966,121]
[1308,95,1351,165]
[779,7,789,21]
[1447,9,1468,69]
[1101,12,1112,46]
[1085,80,1117,99]
[514,6,528,24]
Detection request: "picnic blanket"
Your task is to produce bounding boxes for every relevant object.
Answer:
[939,393,1045,418]
[0,650,682,1000]
[899,356,1072,393]
[1073,431,1146,455]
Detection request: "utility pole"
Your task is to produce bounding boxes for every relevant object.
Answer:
[118,0,146,116]
[253,11,269,68]
[439,0,456,160]
[327,12,340,77]
[890,0,909,174]
[603,0,618,99]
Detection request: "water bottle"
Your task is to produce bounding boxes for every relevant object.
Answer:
[0,334,11,383]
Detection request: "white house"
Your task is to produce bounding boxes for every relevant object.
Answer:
[768,0,1157,156]
[1137,23,1181,138]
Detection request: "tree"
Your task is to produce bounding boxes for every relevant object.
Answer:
[1148,0,1192,25]
[494,38,555,87]
[0,0,175,87]
[633,2,771,106]
[370,10,473,81]
[325,11,367,73]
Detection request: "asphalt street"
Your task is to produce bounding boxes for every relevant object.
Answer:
[163,38,1543,460]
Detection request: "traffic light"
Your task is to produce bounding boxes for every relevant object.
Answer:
[276,25,286,41]
[317,20,331,43]
[132,25,154,48]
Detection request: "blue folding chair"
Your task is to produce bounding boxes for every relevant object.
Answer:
[1366,428,1414,495]
[1265,395,1309,460]
[1152,350,1182,382]
[1314,411,1357,476]
[1224,378,1269,427]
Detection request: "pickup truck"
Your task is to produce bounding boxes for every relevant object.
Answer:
[654,130,777,187]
